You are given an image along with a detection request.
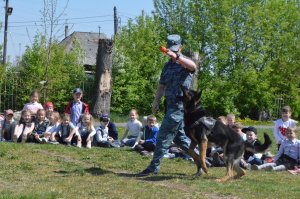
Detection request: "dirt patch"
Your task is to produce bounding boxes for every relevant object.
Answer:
[155,181,194,192]
[204,192,239,199]
[35,149,91,166]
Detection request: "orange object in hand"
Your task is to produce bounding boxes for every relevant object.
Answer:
[159,46,168,53]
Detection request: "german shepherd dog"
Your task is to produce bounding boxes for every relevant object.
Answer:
[182,89,272,182]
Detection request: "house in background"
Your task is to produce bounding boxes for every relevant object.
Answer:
[60,31,108,102]
[60,31,108,72]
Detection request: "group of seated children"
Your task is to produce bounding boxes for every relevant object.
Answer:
[0,89,110,149]
[251,106,300,174]
[0,89,159,155]
[206,109,299,174]
[1,89,299,173]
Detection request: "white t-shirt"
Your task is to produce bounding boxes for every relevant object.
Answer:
[23,102,44,116]
[125,119,143,137]
[45,122,60,134]
[273,118,297,144]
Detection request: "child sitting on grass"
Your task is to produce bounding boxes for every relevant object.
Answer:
[120,109,143,147]
[44,111,60,143]
[252,127,300,171]
[54,114,80,147]
[0,109,16,142]
[240,126,264,169]
[133,115,158,156]
[94,115,118,148]
[76,113,96,149]
[29,109,49,143]
[101,114,119,141]
[13,110,34,143]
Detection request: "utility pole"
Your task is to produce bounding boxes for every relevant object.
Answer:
[113,6,118,37]
[64,24,68,38]
[3,0,13,65]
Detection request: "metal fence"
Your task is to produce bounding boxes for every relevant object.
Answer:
[0,72,20,112]
[273,93,291,119]
[0,71,95,114]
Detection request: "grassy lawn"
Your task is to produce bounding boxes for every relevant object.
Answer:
[0,129,299,199]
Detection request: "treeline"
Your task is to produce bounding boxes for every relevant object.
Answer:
[0,36,86,113]
[111,0,300,120]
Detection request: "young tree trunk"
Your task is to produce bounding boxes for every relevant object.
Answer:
[92,39,114,118]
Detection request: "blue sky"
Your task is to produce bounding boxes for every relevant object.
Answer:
[0,0,154,63]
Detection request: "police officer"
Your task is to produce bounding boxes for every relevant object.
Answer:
[138,34,197,176]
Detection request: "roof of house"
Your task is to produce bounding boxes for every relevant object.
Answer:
[60,31,108,66]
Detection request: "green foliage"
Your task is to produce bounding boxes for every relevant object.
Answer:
[112,12,166,116]
[14,34,85,112]
[112,0,300,120]
[189,0,300,119]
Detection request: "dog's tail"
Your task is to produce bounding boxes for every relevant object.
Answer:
[245,133,272,153]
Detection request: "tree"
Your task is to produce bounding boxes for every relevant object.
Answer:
[92,39,114,117]
[189,0,300,119]
[15,35,85,112]
[40,0,70,101]
[113,0,300,120]
[112,12,166,116]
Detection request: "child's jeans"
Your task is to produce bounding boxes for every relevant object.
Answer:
[123,136,137,147]
[248,157,264,165]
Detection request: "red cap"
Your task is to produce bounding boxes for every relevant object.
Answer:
[44,102,54,109]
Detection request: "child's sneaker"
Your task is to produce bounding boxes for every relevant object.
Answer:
[86,143,91,149]
[163,153,175,159]
[48,141,59,144]
[41,138,47,144]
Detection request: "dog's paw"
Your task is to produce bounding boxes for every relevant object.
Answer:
[215,176,231,183]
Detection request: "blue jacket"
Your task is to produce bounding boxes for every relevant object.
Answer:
[143,125,159,144]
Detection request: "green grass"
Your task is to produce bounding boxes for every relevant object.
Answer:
[0,129,299,199]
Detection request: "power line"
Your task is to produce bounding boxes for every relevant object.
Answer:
[9,15,113,24]
[8,19,114,28]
